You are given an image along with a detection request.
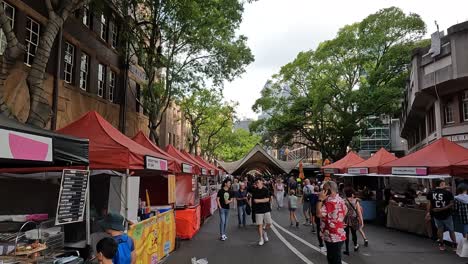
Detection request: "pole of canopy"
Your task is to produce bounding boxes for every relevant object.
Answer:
[86,166,91,246]
[125,168,130,230]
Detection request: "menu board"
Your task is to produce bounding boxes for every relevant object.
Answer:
[55,169,90,225]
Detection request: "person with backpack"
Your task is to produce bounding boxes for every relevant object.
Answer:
[343,187,364,255]
[302,179,314,226]
[98,213,136,264]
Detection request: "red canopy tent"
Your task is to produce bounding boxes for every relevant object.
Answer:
[348,148,398,174]
[166,145,198,175]
[194,156,218,176]
[380,137,468,176]
[132,131,182,173]
[58,111,173,171]
[180,151,210,176]
[322,151,365,174]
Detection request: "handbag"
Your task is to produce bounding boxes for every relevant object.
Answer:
[457,238,468,258]
[345,198,361,229]
[246,203,251,215]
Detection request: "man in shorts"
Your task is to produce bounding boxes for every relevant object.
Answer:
[252,177,272,246]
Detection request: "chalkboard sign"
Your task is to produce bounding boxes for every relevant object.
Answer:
[55,169,90,225]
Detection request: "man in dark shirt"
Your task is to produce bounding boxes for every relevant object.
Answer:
[252,178,272,246]
[426,179,456,251]
[217,179,233,241]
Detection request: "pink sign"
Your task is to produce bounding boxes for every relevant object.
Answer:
[0,128,53,162]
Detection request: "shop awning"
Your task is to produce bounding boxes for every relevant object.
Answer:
[180,151,210,176]
[380,137,468,176]
[165,145,198,174]
[132,131,182,173]
[58,111,172,171]
[321,151,365,174]
[0,114,89,167]
[217,144,301,176]
[347,148,397,174]
[194,156,218,176]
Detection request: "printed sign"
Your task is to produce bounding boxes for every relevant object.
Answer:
[128,211,176,264]
[182,163,192,174]
[210,169,215,176]
[0,128,53,162]
[55,169,90,225]
[201,168,208,175]
[168,175,176,204]
[392,167,428,176]
[145,156,168,171]
[347,168,369,174]
[323,168,337,174]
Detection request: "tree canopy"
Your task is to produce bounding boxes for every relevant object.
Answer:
[252,7,426,160]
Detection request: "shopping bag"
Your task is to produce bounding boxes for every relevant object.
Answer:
[457,238,468,258]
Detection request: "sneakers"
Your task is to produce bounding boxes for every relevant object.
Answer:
[263,231,269,242]
[364,239,369,247]
[354,244,360,252]
[320,246,327,252]
[258,239,264,246]
[296,222,299,228]
[343,251,350,256]
[438,242,446,251]
[220,234,227,241]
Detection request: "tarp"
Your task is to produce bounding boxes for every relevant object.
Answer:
[175,205,201,239]
[132,131,182,173]
[348,148,398,174]
[166,145,199,175]
[381,137,468,175]
[321,151,365,174]
[0,114,89,167]
[218,144,301,175]
[181,151,210,176]
[59,111,171,170]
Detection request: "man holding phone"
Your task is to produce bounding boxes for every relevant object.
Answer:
[316,181,347,264]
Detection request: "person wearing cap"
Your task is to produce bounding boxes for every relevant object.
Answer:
[98,213,136,264]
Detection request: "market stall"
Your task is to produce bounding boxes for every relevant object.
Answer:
[379,138,468,237]
[321,151,365,175]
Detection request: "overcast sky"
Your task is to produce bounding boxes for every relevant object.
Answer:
[223,0,468,120]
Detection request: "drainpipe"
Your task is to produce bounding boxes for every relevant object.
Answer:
[119,29,130,134]
[51,26,63,130]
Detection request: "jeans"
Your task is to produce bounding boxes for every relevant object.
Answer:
[325,241,344,264]
[238,205,247,226]
[316,217,323,247]
[345,226,358,252]
[219,208,230,236]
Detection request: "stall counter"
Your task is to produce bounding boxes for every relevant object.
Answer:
[386,204,428,236]
[175,205,201,239]
[200,196,212,221]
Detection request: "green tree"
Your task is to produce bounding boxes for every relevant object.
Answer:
[180,88,236,155]
[215,128,260,161]
[118,0,254,144]
[252,7,426,160]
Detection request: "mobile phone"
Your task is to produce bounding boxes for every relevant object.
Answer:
[326,189,331,196]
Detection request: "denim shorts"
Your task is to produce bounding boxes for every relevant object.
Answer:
[434,216,454,232]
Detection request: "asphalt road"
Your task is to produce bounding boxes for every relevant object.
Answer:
[166,203,464,264]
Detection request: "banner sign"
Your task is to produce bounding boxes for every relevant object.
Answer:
[347,168,368,174]
[201,168,208,175]
[210,169,215,176]
[168,175,176,204]
[392,167,428,176]
[182,163,192,174]
[145,156,168,171]
[0,128,53,162]
[323,168,337,174]
[128,211,176,264]
[55,169,90,225]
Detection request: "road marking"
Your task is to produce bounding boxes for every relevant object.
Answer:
[270,225,315,264]
[272,220,349,264]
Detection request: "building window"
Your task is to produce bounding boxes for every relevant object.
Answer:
[82,4,90,27]
[109,71,116,102]
[24,17,40,66]
[64,42,74,84]
[98,64,106,97]
[444,103,454,124]
[427,105,435,134]
[100,14,107,41]
[79,53,89,91]
[463,91,468,121]
[0,1,15,55]
[111,22,118,48]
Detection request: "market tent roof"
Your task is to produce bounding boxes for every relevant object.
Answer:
[165,145,198,174]
[194,155,218,176]
[380,137,468,175]
[132,131,182,173]
[321,151,365,174]
[58,111,171,171]
[180,151,211,176]
[217,144,301,176]
[348,148,397,174]
[0,114,89,167]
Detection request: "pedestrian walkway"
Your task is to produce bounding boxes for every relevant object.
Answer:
[166,206,463,264]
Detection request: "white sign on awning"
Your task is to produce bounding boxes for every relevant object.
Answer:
[347,167,369,174]
[392,167,428,176]
[0,128,53,162]
[145,156,168,171]
[182,163,193,174]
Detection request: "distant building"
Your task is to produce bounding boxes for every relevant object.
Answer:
[234,119,253,132]
[400,21,468,152]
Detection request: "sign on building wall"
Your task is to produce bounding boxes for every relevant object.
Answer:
[145,156,168,171]
[0,128,53,162]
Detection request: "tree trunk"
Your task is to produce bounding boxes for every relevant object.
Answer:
[148,117,160,146]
